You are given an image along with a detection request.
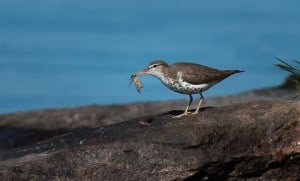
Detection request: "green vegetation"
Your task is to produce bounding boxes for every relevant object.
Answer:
[275,58,300,98]
[275,58,300,77]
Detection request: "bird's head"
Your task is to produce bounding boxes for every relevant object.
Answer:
[133,60,168,77]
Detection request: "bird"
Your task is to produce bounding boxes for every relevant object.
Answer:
[132,60,244,118]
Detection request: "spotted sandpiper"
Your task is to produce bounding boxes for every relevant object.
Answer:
[132,60,244,118]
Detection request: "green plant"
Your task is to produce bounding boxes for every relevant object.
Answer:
[275,58,300,98]
[275,58,300,77]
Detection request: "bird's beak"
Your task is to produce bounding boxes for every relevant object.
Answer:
[131,68,150,77]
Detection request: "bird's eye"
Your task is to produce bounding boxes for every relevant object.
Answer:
[148,64,159,69]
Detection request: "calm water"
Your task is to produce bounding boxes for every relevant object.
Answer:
[0,0,300,113]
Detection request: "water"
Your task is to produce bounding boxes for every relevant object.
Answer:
[0,0,299,114]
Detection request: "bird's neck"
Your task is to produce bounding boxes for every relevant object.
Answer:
[150,70,166,80]
[150,69,175,85]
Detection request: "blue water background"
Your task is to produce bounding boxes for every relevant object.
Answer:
[0,0,300,113]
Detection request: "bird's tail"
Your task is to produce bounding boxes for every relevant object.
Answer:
[227,70,245,75]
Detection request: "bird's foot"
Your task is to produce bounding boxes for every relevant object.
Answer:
[191,110,200,115]
[173,111,190,118]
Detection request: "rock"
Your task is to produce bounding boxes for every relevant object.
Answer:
[0,100,299,180]
[0,86,296,149]
[0,87,296,130]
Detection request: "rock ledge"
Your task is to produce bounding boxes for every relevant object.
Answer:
[0,100,299,180]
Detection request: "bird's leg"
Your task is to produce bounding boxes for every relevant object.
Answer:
[173,94,193,118]
[192,92,204,115]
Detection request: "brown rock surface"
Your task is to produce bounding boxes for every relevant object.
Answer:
[0,87,296,149]
[0,87,296,130]
[0,100,299,180]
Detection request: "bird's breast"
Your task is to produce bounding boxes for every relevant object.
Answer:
[159,76,213,94]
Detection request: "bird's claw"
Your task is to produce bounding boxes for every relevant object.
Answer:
[173,111,190,118]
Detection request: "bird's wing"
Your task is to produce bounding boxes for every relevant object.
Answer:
[171,62,236,85]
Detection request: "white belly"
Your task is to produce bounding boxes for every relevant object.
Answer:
[151,70,216,94]
[162,79,214,94]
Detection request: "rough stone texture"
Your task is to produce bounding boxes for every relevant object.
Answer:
[0,87,296,149]
[0,100,299,180]
[0,87,296,130]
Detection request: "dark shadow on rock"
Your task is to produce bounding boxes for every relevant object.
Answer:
[0,126,69,149]
[163,107,215,116]
[138,107,216,126]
